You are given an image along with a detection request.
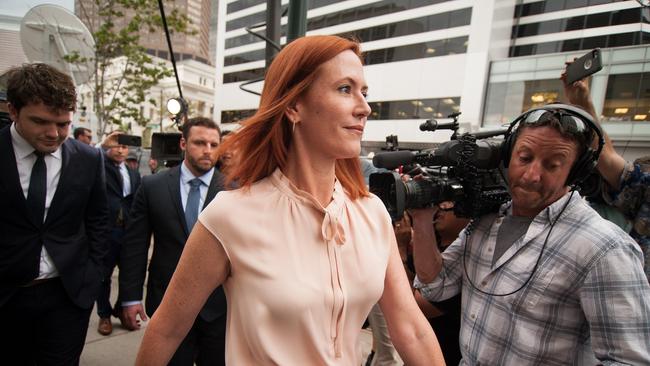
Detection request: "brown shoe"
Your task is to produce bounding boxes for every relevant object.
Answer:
[98,317,113,335]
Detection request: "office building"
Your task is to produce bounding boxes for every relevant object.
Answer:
[215,0,649,159]
[75,0,212,64]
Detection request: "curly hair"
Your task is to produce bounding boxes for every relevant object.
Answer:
[6,63,77,113]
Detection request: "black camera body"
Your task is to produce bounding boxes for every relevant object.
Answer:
[151,132,182,161]
[370,134,510,220]
[117,134,142,147]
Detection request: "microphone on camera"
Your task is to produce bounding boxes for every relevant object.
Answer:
[373,151,415,170]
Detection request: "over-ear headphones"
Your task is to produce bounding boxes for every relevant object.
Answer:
[501,103,605,188]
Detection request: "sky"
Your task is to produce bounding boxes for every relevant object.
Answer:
[0,0,74,17]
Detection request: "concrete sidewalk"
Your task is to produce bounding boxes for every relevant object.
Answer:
[79,271,373,365]
[81,271,147,366]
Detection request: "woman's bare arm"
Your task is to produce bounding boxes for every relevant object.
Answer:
[135,222,230,365]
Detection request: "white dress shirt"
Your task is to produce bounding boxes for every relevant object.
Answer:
[10,123,60,279]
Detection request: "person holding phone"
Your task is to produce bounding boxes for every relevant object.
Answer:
[561,58,650,282]
[95,133,141,335]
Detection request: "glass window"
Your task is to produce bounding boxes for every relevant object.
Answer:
[564,0,588,10]
[511,45,535,57]
[561,38,581,52]
[582,35,607,50]
[603,72,650,122]
[449,8,471,28]
[537,19,563,35]
[564,15,585,31]
[367,97,460,120]
[612,8,641,25]
[223,68,265,83]
[585,12,610,28]
[363,36,468,65]
[608,33,636,48]
[516,2,545,17]
[221,109,257,124]
[536,42,559,55]
[544,0,566,13]
[227,0,265,14]
[483,79,563,126]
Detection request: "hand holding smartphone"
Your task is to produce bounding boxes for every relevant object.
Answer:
[565,48,602,84]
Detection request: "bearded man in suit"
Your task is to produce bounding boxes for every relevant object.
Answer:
[119,117,227,365]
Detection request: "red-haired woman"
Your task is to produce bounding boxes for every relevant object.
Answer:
[136,35,445,365]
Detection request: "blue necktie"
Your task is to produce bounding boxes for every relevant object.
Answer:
[185,178,202,233]
[27,151,47,225]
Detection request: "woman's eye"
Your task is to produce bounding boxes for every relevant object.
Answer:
[338,85,351,93]
[361,90,368,99]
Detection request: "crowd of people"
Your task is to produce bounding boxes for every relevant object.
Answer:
[0,34,649,366]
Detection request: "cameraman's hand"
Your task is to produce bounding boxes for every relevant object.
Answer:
[409,206,441,284]
[408,207,437,231]
[394,214,412,249]
[100,131,124,150]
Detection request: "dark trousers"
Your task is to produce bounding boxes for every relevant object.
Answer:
[168,314,227,366]
[96,228,123,318]
[0,278,92,366]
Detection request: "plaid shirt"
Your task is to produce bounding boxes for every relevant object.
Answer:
[415,192,650,365]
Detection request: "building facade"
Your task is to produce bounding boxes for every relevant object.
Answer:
[76,57,217,145]
[75,0,212,64]
[215,0,649,160]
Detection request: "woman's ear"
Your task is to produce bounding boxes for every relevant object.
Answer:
[285,103,300,124]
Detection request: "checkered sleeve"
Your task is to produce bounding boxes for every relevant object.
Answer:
[579,240,650,365]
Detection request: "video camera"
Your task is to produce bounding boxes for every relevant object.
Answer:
[369,113,511,220]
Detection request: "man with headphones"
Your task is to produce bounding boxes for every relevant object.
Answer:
[411,104,650,364]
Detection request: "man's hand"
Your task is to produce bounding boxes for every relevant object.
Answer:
[121,303,148,330]
[100,131,124,150]
[408,207,436,230]
[561,60,592,109]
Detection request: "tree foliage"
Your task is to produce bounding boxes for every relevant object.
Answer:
[72,0,194,137]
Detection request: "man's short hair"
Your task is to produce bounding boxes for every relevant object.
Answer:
[182,117,221,140]
[6,63,76,113]
[73,127,91,139]
[514,110,594,157]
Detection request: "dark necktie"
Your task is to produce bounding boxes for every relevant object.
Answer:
[27,151,47,225]
[185,178,202,233]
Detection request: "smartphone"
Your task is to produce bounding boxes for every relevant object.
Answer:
[566,48,602,84]
[117,134,142,147]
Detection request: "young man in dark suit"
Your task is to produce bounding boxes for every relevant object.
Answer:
[96,139,141,335]
[119,117,227,365]
[0,63,108,364]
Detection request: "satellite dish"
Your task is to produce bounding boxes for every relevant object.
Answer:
[20,4,95,85]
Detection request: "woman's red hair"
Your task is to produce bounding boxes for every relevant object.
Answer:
[218,35,369,199]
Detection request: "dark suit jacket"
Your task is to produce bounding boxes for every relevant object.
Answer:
[119,165,227,321]
[104,155,141,229]
[0,127,109,309]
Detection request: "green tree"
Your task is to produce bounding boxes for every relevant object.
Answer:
[72,0,194,139]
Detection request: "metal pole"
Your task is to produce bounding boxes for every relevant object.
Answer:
[287,0,307,42]
[157,0,183,99]
[265,0,281,67]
